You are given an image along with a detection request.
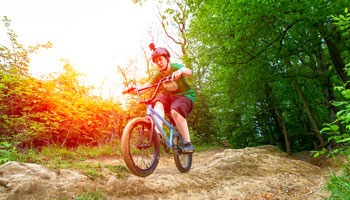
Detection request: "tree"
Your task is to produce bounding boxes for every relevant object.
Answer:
[1,16,130,148]
[186,0,349,151]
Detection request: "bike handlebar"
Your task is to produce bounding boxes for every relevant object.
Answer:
[123,76,172,104]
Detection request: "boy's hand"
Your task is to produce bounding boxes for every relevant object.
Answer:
[122,86,136,94]
[172,69,183,81]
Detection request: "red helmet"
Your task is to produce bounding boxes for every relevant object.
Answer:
[149,43,170,62]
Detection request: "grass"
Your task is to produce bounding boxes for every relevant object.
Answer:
[324,156,350,200]
[50,190,105,200]
[73,190,105,200]
[104,164,129,178]
[84,169,105,181]
[11,143,129,179]
[194,143,224,152]
[5,140,221,180]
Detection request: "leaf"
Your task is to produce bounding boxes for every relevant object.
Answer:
[336,110,346,117]
[0,142,12,148]
[334,86,344,91]
[342,89,350,99]
[328,65,333,71]
[330,125,339,131]
[333,17,340,21]
[346,125,350,130]
[333,136,342,142]
[321,127,330,133]
[332,101,345,106]
[338,138,350,143]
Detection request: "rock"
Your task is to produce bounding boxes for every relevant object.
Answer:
[0,161,93,200]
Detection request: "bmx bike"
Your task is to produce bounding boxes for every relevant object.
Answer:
[122,76,192,177]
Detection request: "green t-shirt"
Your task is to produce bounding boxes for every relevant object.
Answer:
[148,63,196,103]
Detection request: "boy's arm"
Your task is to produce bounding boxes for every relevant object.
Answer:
[172,67,192,80]
[180,67,192,76]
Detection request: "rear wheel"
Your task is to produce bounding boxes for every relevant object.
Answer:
[173,135,192,173]
[122,118,160,177]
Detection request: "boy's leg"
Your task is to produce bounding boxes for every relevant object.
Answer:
[171,109,190,143]
[154,101,165,133]
[170,96,194,153]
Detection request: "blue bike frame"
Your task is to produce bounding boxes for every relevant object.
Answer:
[146,104,184,150]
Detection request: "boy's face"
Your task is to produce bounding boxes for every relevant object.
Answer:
[153,56,167,71]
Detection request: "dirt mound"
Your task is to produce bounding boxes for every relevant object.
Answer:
[0,161,95,200]
[0,145,330,200]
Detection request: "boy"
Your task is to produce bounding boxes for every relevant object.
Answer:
[130,43,195,153]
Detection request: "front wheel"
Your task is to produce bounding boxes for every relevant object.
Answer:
[173,135,192,173]
[122,118,160,177]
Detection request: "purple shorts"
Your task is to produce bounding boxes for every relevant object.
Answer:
[152,95,193,118]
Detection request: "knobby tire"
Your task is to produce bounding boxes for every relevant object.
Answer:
[122,118,160,177]
[173,135,192,173]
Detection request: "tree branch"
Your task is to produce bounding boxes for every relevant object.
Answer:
[229,22,297,65]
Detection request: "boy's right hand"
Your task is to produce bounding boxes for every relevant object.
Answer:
[122,86,136,94]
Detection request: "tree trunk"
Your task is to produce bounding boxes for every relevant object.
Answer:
[276,109,290,154]
[292,79,325,147]
[323,76,338,123]
[265,84,291,154]
[318,24,348,86]
[324,37,348,84]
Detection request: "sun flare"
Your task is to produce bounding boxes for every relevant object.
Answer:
[4,0,158,99]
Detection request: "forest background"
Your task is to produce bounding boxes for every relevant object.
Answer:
[1,0,350,161]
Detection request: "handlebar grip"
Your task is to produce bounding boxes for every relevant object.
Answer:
[122,87,135,94]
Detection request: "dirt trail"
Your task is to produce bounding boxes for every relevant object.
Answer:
[0,145,333,200]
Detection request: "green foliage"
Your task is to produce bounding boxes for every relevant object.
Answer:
[0,16,51,147]
[15,145,128,178]
[84,169,105,181]
[318,8,350,199]
[320,8,350,156]
[104,164,128,178]
[332,8,350,34]
[73,190,105,200]
[76,144,121,158]
[0,140,19,164]
[324,159,350,200]
[185,0,349,152]
[19,145,120,165]
[50,190,105,200]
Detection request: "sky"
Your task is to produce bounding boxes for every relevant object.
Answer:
[0,0,160,98]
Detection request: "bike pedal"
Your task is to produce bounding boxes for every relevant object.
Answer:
[182,150,194,154]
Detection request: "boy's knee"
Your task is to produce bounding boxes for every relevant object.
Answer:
[171,109,182,120]
[155,101,164,110]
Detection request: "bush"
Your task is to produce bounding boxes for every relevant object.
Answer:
[321,8,350,199]
[324,158,350,200]
[0,17,130,148]
[0,140,19,164]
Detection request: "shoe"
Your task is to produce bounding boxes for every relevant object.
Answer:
[183,142,195,154]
